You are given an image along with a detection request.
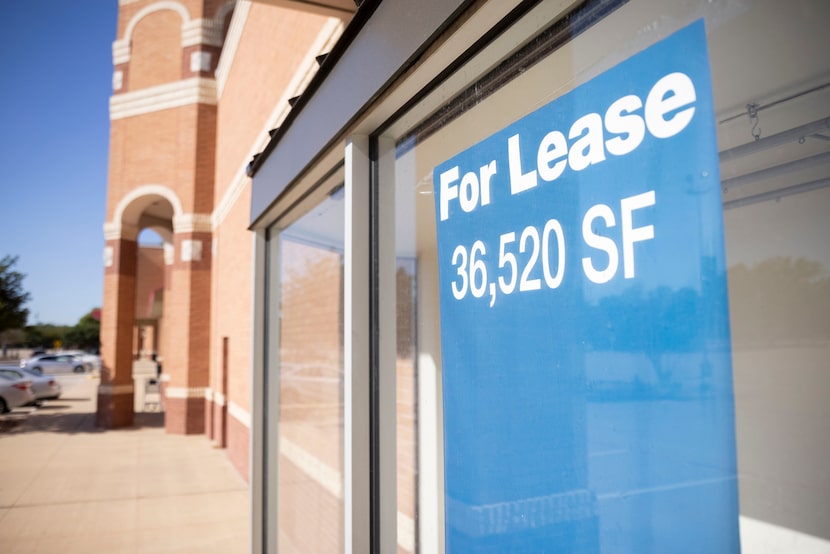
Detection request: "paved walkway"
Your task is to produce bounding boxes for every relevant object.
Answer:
[0,374,249,553]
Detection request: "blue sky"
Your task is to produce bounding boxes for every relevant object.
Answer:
[0,2,118,325]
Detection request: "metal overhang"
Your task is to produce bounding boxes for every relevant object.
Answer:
[249,0,469,228]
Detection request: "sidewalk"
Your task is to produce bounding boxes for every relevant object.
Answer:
[0,374,249,553]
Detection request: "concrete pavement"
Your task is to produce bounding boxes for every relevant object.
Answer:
[0,373,249,553]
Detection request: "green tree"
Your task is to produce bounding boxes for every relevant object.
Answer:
[65,310,101,351]
[25,324,69,349]
[0,255,30,334]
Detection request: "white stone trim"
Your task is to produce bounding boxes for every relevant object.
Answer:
[99,383,135,395]
[163,243,175,265]
[165,386,206,399]
[205,387,213,401]
[190,51,212,72]
[116,5,228,66]
[228,401,250,427]
[211,17,344,230]
[212,391,226,406]
[113,70,124,91]
[112,39,130,65]
[112,184,184,231]
[123,1,191,46]
[212,169,249,230]
[103,246,114,268]
[172,213,212,234]
[183,18,225,48]
[103,221,140,241]
[281,435,342,498]
[110,77,217,120]
[215,0,250,98]
[180,239,203,262]
[272,429,413,551]
[740,515,830,553]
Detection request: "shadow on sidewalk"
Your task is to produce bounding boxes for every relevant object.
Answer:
[0,408,164,435]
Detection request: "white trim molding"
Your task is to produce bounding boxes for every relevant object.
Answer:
[98,383,135,395]
[110,77,217,120]
[103,221,140,241]
[112,39,130,65]
[115,3,233,66]
[228,401,250,428]
[113,70,124,91]
[215,0,251,98]
[190,51,213,72]
[103,246,114,268]
[183,18,226,47]
[212,17,344,230]
[180,239,203,262]
[281,436,342,498]
[165,386,206,399]
[123,1,191,46]
[163,243,175,265]
[211,390,227,406]
[112,184,185,230]
[173,213,213,234]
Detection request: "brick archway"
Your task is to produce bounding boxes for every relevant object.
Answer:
[99,188,212,434]
[98,193,177,428]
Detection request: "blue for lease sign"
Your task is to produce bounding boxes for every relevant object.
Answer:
[433,20,739,552]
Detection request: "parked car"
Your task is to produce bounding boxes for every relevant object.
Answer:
[0,373,35,413]
[59,350,100,372]
[0,366,61,401]
[20,354,86,374]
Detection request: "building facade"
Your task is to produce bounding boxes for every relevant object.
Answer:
[102,0,830,552]
[99,0,349,481]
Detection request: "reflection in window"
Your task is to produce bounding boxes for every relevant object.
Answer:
[276,193,345,552]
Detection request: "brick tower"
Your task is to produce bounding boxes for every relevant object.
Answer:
[99,0,232,432]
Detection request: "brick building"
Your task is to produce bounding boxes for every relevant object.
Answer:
[101,0,830,552]
[99,0,350,479]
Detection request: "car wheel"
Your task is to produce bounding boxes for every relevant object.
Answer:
[73,366,84,373]
[0,397,8,414]
[32,366,42,374]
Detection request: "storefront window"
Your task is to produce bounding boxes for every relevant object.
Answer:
[272,189,346,552]
[386,0,829,550]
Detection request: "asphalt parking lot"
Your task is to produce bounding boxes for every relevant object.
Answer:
[0,373,249,553]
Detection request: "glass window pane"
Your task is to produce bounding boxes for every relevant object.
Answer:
[396,256,418,554]
[388,0,829,550]
[275,190,345,552]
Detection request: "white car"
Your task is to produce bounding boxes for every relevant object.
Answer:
[0,373,35,413]
[21,354,87,374]
[59,350,100,372]
[0,367,61,401]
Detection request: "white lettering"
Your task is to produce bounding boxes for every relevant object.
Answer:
[620,190,656,278]
[537,130,568,182]
[645,72,696,139]
[439,166,459,221]
[582,204,619,284]
[459,171,479,213]
[479,160,497,206]
[605,95,645,156]
[568,113,606,172]
[508,134,537,194]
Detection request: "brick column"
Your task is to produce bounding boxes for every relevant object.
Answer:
[97,238,137,428]
[164,231,212,434]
